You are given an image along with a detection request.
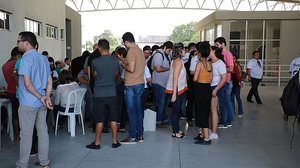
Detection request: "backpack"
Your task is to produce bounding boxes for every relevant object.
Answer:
[280,71,300,116]
[147,50,168,75]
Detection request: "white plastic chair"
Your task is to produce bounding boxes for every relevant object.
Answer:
[55,88,87,137]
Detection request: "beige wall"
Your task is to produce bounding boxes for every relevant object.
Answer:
[0,0,81,86]
[66,6,82,58]
[280,20,300,64]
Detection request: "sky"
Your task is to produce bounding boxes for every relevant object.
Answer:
[80,9,213,43]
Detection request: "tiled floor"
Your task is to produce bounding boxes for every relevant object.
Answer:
[1,86,300,168]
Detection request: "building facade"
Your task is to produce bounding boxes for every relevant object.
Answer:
[0,0,81,85]
[196,11,300,81]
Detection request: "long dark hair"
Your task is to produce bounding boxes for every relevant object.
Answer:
[196,41,210,58]
[211,46,224,63]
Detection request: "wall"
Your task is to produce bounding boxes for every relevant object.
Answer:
[65,6,82,58]
[280,20,300,64]
[0,0,81,86]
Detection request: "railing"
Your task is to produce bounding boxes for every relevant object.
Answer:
[240,61,290,87]
[263,64,290,87]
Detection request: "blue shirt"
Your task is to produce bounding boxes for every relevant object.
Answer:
[18,49,51,107]
[14,58,22,98]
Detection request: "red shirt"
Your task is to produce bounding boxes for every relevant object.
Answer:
[2,59,17,94]
[233,64,242,83]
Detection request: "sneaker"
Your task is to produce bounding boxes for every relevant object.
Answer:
[238,115,243,118]
[209,132,219,140]
[112,141,121,148]
[136,136,144,143]
[120,137,137,144]
[86,141,101,150]
[218,124,228,129]
[227,124,232,127]
[34,162,50,168]
[195,139,211,145]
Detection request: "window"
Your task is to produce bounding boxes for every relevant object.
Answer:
[200,30,205,41]
[248,20,263,39]
[0,10,10,30]
[25,18,42,36]
[217,25,222,37]
[46,24,58,39]
[60,29,64,39]
[206,27,214,44]
[230,20,246,40]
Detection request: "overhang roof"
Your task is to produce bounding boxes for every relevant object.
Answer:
[65,0,300,12]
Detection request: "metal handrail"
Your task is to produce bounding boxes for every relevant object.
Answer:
[239,62,290,87]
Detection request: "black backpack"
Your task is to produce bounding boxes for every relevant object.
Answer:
[147,50,169,75]
[280,72,300,116]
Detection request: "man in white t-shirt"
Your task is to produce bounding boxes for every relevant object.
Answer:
[246,51,263,104]
[289,53,300,77]
[189,56,199,75]
[181,42,196,64]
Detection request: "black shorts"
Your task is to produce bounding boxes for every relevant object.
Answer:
[93,96,118,123]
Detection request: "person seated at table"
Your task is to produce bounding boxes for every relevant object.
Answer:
[54,70,80,128]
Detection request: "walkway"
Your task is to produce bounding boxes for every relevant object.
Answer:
[0,86,300,168]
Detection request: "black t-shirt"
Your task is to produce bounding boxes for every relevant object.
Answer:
[71,56,87,79]
[88,48,101,92]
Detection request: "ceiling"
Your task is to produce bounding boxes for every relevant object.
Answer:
[65,0,300,12]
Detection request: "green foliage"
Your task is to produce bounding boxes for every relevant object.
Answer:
[170,22,199,46]
[93,30,121,53]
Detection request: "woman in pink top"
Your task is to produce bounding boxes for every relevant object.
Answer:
[165,43,188,138]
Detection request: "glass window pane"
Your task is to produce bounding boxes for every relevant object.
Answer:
[0,12,5,29]
[217,25,222,37]
[38,23,41,35]
[266,20,280,39]
[265,41,280,61]
[206,28,214,43]
[5,14,9,30]
[248,20,263,39]
[61,29,64,39]
[247,41,263,60]
[230,20,246,39]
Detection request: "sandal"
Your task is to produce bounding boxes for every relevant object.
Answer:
[172,132,185,138]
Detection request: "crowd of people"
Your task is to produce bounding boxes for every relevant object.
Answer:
[2,31,268,168]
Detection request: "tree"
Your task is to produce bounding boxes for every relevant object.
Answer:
[85,40,94,52]
[170,22,199,46]
[93,30,120,52]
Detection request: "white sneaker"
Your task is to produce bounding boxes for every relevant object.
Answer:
[238,115,243,118]
[209,132,219,140]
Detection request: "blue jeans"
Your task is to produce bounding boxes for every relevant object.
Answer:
[218,82,234,126]
[231,85,244,115]
[168,93,184,133]
[152,83,169,123]
[124,84,144,138]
